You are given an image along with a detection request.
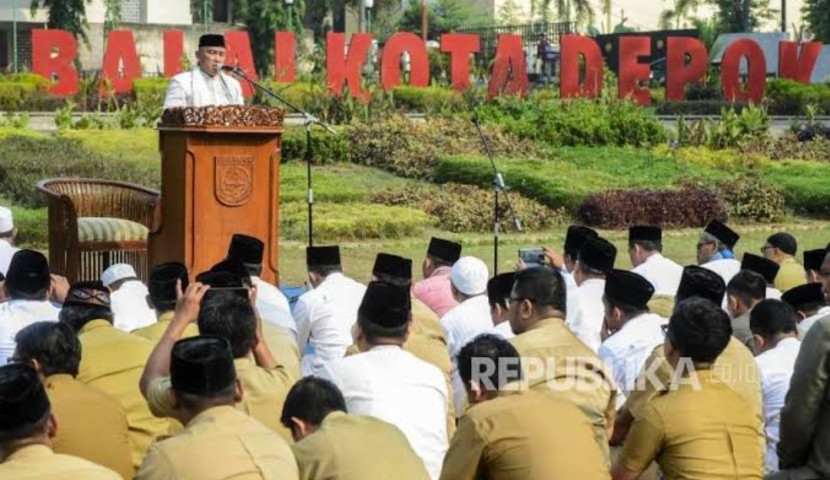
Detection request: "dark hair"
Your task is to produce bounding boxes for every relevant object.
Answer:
[0,411,50,443]
[356,315,410,343]
[457,334,522,390]
[175,383,237,411]
[13,322,81,377]
[512,266,567,314]
[280,377,347,429]
[750,300,797,337]
[629,239,662,253]
[197,294,256,358]
[309,264,342,276]
[667,298,732,364]
[726,270,766,306]
[6,285,49,302]
[606,296,648,319]
[59,304,114,332]
[426,254,453,269]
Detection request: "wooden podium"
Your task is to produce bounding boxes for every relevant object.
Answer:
[149,107,284,284]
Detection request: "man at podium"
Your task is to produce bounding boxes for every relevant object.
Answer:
[162,34,245,109]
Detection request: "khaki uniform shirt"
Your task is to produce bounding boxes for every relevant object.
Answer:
[774,257,807,293]
[440,389,611,480]
[620,369,764,480]
[46,374,133,480]
[131,311,198,343]
[147,356,295,441]
[0,444,121,480]
[261,322,301,383]
[292,411,430,480]
[625,337,763,423]
[509,317,617,457]
[77,319,178,468]
[135,405,298,480]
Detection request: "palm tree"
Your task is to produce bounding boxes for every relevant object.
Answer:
[540,0,609,28]
[30,0,91,43]
[658,0,701,29]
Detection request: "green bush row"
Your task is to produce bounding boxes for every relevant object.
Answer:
[280,202,435,241]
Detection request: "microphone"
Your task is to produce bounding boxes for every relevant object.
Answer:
[220,65,242,74]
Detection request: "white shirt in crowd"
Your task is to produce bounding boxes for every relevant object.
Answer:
[251,276,296,335]
[110,280,156,332]
[569,278,606,352]
[163,67,244,109]
[441,294,493,416]
[490,320,515,340]
[702,258,742,287]
[766,287,782,301]
[632,253,683,297]
[798,306,830,338]
[0,299,61,365]
[0,239,19,276]
[598,312,667,409]
[755,337,801,473]
[293,273,366,377]
[321,345,449,480]
[561,269,584,329]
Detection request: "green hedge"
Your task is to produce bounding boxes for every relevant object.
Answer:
[280,203,435,241]
[765,160,830,215]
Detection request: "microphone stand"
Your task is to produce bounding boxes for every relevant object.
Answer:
[471,116,522,276]
[229,67,336,248]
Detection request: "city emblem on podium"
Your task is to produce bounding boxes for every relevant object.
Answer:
[215,156,254,206]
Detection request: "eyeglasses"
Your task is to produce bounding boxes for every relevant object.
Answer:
[760,245,775,254]
[696,241,714,250]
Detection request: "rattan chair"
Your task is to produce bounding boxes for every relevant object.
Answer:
[37,178,160,283]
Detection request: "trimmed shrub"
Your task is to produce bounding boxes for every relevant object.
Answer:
[5,204,48,249]
[392,86,463,113]
[765,160,830,216]
[576,185,728,229]
[281,126,350,164]
[280,203,435,241]
[740,136,830,162]
[370,183,566,232]
[715,175,786,222]
[766,79,830,115]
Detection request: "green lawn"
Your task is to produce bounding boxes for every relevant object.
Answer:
[280,162,423,204]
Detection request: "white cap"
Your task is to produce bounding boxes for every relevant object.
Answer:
[451,256,489,296]
[102,263,138,287]
[0,207,13,233]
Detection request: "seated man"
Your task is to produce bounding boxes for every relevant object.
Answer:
[441,334,610,480]
[0,206,20,275]
[0,363,120,479]
[282,376,429,480]
[102,263,156,332]
[781,283,830,337]
[803,248,826,284]
[140,273,294,441]
[487,272,516,339]
[742,253,783,300]
[0,250,62,365]
[726,270,767,345]
[135,336,298,479]
[762,233,806,292]
[413,237,463,317]
[13,321,132,479]
[628,225,683,297]
[60,281,175,469]
[132,262,199,342]
[612,298,764,480]
[698,219,742,286]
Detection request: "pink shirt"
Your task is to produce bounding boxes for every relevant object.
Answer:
[412,266,458,318]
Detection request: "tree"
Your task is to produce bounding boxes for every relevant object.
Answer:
[709,0,775,32]
[190,0,213,23]
[104,0,122,35]
[803,0,830,42]
[498,0,529,25]
[659,0,702,28]
[231,0,306,76]
[542,0,608,28]
[398,0,490,40]
[30,0,91,44]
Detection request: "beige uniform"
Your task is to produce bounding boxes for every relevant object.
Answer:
[0,444,121,479]
[135,405,298,480]
[619,369,764,480]
[509,317,617,457]
[77,319,178,468]
[131,311,198,343]
[147,356,295,441]
[440,389,611,480]
[774,257,806,293]
[46,374,133,480]
[292,411,430,480]
[261,322,302,383]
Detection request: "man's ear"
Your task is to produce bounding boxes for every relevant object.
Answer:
[145,295,155,311]
[727,294,740,314]
[47,412,58,439]
[290,417,311,441]
[233,379,243,403]
[468,380,487,404]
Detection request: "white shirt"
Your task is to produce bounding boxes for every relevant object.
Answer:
[562,269,583,329]
[293,273,366,377]
[755,337,801,473]
[251,276,295,334]
[766,287,782,300]
[0,299,61,364]
[163,67,244,109]
[490,320,515,339]
[110,280,156,332]
[0,239,19,276]
[569,278,606,352]
[441,295,493,415]
[598,312,666,409]
[702,258,742,287]
[321,345,448,480]
[798,306,830,338]
[632,253,683,297]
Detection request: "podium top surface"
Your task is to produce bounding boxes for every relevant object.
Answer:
[157,125,283,134]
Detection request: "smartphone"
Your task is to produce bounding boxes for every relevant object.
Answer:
[518,248,545,267]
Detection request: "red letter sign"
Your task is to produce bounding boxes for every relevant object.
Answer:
[487,35,529,98]
[326,32,373,101]
[381,32,429,91]
[274,31,296,83]
[163,30,185,78]
[665,37,707,101]
[100,30,142,95]
[32,29,79,96]
[618,36,651,105]
[225,31,258,98]
[560,35,603,99]
[721,39,766,103]
[441,34,480,91]
[778,41,822,84]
